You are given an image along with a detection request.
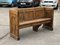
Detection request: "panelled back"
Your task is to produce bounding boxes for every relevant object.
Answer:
[34,7,45,19]
[19,8,34,22]
[18,7,45,22]
[44,8,54,18]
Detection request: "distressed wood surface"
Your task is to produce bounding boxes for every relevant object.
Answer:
[9,7,54,40]
[43,8,54,30]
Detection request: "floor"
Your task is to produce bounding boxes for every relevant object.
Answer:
[0,7,60,45]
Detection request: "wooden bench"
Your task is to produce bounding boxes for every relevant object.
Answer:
[9,7,54,40]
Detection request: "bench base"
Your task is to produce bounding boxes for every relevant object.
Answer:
[10,33,20,40]
[42,25,53,31]
[33,25,41,32]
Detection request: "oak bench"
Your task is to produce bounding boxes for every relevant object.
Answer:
[9,7,54,40]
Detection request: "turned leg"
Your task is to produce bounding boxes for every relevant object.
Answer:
[9,11,20,40]
[33,24,41,32]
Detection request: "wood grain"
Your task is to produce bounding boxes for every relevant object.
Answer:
[9,7,54,40]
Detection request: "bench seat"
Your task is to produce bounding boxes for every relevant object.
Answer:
[20,18,51,25]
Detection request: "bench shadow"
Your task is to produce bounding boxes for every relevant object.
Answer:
[20,27,51,40]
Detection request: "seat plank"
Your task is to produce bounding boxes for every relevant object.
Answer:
[19,18,51,25]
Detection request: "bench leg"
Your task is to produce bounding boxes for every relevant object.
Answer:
[10,19,20,40]
[10,20,20,40]
[33,24,41,32]
[10,12,20,40]
[10,29,20,40]
[43,8,54,31]
[43,22,53,31]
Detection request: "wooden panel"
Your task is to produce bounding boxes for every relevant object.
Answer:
[44,8,54,18]
[34,7,45,19]
[19,11,24,22]
[23,11,34,21]
[9,9,20,40]
[43,8,54,30]
[19,8,34,21]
